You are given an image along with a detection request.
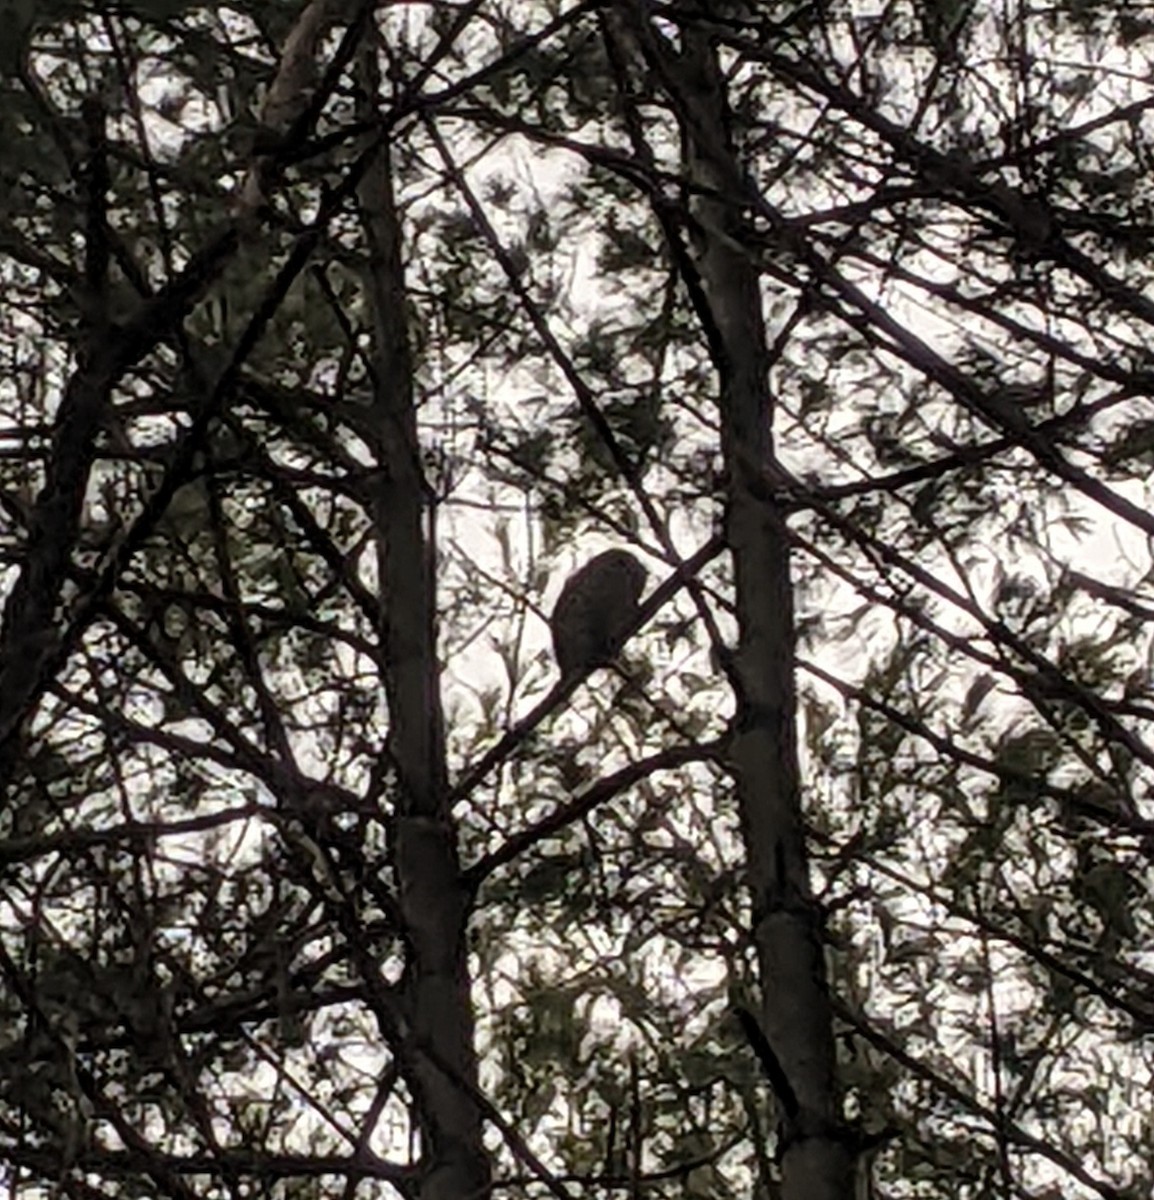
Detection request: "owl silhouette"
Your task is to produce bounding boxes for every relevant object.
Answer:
[550,550,647,678]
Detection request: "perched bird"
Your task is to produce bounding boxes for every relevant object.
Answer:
[550,549,647,678]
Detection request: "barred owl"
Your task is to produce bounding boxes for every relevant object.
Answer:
[550,549,647,678]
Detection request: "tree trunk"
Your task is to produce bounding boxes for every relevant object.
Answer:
[357,53,489,1200]
[672,22,854,1200]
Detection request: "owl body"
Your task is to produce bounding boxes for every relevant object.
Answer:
[550,549,647,677]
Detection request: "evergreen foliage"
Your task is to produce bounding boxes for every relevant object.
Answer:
[0,3,1150,1198]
